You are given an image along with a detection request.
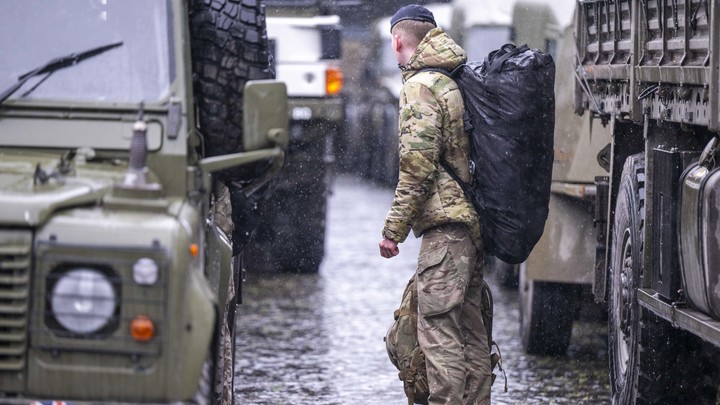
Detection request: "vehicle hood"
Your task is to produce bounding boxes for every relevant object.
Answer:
[0,152,122,226]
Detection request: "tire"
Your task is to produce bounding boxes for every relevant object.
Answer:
[189,258,240,405]
[607,154,645,404]
[344,99,373,179]
[190,0,274,255]
[189,0,273,158]
[213,256,240,404]
[608,156,720,405]
[519,262,581,355]
[187,257,241,405]
[244,127,329,274]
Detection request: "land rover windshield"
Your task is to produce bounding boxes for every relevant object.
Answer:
[0,0,173,104]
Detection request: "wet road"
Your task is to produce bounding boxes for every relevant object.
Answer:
[235,174,611,404]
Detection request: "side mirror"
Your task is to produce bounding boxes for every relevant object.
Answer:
[243,80,288,151]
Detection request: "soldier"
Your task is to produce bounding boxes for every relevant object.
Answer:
[378,4,492,404]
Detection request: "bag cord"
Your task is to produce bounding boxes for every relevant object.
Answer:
[481,278,508,393]
[399,349,425,405]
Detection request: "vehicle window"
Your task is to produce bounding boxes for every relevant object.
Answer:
[0,0,172,103]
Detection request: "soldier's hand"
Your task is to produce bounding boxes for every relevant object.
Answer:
[379,238,399,258]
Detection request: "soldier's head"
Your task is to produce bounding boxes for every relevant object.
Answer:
[390,4,436,66]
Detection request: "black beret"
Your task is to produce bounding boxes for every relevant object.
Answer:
[390,4,437,32]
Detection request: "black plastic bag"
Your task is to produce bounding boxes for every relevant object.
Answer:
[449,43,555,264]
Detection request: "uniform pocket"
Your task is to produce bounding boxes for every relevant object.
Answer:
[416,244,467,317]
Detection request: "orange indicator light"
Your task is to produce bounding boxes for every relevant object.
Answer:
[326,67,344,96]
[130,315,155,342]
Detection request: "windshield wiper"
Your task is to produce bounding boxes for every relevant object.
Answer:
[0,41,123,105]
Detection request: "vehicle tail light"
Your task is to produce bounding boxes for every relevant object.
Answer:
[189,243,199,257]
[326,67,343,96]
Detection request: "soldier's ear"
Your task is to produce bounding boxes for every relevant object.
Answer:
[392,33,402,53]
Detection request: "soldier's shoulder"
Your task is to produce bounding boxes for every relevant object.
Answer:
[407,70,458,97]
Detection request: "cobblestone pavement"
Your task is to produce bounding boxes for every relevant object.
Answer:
[235,174,610,404]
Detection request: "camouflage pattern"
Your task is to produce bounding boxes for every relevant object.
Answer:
[385,276,430,405]
[382,28,481,249]
[416,223,491,405]
[382,27,492,404]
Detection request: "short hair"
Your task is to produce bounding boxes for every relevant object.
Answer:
[391,20,436,48]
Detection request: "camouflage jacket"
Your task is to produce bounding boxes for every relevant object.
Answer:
[382,28,481,249]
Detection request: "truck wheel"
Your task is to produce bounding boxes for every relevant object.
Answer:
[281,131,328,273]
[213,257,240,404]
[190,311,236,405]
[189,0,272,157]
[190,0,274,255]
[607,154,645,404]
[189,258,240,405]
[189,263,241,405]
[244,128,329,274]
[519,263,581,355]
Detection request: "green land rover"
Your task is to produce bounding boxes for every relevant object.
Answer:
[0,0,286,403]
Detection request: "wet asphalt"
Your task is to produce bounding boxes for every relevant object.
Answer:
[235,174,611,404]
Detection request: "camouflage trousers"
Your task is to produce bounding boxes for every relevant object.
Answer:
[416,223,492,405]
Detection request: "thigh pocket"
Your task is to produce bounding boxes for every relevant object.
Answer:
[417,244,467,317]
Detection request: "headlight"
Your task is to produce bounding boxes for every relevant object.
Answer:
[133,257,159,285]
[51,268,117,334]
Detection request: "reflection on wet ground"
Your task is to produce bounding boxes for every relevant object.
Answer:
[235,175,610,404]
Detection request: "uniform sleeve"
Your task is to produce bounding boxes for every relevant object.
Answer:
[382,81,443,242]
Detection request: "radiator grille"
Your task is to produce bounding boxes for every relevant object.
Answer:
[0,230,31,392]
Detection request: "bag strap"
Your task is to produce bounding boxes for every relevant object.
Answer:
[393,308,415,320]
[416,65,473,132]
[439,159,474,203]
[486,43,529,74]
[414,67,478,211]
[481,279,508,392]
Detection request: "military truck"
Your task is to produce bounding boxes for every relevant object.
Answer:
[243,0,344,274]
[0,0,286,403]
[573,0,720,403]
